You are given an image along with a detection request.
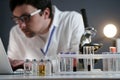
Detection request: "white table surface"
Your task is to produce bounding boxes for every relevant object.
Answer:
[1,73,120,80]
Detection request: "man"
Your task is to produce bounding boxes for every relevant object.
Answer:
[8,0,85,71]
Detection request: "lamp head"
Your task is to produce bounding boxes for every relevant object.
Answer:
[103,24,117,38]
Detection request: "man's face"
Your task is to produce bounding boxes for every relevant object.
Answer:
[12,4,50,38]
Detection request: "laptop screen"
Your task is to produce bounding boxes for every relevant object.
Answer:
[0,38,13,74]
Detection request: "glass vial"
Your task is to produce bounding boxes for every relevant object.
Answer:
[45,59,52,76]
[38,59,45,76]
[24,59,31,75]
[31,59,38,76]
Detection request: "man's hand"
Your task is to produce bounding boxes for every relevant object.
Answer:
[9,58,24,71]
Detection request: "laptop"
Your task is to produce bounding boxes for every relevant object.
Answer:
[0,38,13,74]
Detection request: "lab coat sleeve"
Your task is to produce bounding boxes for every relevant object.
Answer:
[70,12,85,53]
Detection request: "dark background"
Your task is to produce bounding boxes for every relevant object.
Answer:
[1,0,120,53]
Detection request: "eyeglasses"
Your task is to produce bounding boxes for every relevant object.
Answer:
[12,9,41,24]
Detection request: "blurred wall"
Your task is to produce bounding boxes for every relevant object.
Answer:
[0,0,13,51]
[1,0,120,53]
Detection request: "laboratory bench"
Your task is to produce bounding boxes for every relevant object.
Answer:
[1,72,120,80]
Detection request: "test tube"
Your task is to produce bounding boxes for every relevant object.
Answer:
[59,52,66,72]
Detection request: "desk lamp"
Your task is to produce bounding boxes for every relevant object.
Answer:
[103,24,117,52]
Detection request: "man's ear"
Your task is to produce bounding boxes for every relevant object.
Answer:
[43,8,50,19]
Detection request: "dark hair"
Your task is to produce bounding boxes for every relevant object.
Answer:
[9,0,53,18]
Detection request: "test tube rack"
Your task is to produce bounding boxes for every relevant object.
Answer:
[56,53,120,75]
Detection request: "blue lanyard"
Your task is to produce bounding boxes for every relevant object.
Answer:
[41,26,56,56]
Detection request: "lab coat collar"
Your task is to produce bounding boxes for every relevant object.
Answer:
[50,6,61,28]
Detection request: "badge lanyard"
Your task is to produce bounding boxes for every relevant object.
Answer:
[41,26,56,56]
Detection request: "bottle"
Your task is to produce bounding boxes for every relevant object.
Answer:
[38,59,45,76]
[45,59,52,76]
[24,59,31,75]
[31,59,38,76]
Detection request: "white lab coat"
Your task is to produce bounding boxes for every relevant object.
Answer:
[7,6,85,61]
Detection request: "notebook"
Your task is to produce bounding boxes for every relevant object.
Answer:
[0,38,13,74]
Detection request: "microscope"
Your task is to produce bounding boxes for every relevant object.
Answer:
[79,9,102,54]
[79,9,102,71]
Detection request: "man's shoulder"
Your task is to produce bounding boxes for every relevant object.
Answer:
[68,11,82,18]
[10,25,24,36]
[60,10,82,20]
[10,25,19,31]
[54,6,82,19]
